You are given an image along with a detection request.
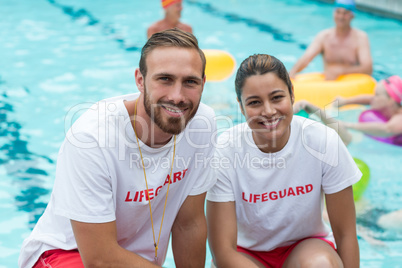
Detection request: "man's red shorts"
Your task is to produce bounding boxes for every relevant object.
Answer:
[33,249,84,268]
[237,237,336,268]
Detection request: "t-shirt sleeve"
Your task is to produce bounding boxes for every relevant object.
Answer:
[321,130,362,194]
[206,148,235,202]
[188,108,218,196]
[51,133,116,223]
[188,163,216,196]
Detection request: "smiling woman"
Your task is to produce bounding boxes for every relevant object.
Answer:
[238,73,293,153]
[207,54,361,268]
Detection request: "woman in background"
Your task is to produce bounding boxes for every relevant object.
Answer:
[294,75,402,146]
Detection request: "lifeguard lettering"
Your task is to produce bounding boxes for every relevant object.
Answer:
[125,169,188,203]
[242,184,313,203]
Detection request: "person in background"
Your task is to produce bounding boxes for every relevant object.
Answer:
[289,0,372,80]
[147,0,192,39]
[18,29,216,268]
[207,54,361,268]
[293,75,402,145]
[295,76,402,247]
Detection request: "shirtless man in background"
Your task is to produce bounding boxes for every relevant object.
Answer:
[289,0,372,80]
[147,0,192,39]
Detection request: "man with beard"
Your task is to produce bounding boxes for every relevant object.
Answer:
[289,0,372,80]
[19,29,216,268]
[147,0,192,39]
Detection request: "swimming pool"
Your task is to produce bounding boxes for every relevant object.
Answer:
[1,0,402,267]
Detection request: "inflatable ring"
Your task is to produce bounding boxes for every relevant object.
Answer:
[203,49,236,82]
[358,109,402,146]
[292,73,376,108]
[353,158,370,201]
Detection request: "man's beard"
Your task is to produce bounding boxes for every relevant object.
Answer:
[143,86,199,135]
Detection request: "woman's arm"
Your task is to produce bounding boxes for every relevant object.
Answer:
[345,113,402,137]
[325,186,360,268]
[207,201,265,268]
[334,95,374,108]
[293,100,352,145]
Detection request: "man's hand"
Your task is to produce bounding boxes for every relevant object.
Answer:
[324,65,344,80]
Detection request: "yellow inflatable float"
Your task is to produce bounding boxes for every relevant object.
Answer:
[203,49,236,82]
[292,73,376,108]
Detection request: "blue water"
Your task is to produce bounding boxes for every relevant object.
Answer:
[1,0,402,267]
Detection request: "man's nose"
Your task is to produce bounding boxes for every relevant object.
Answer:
[167,83,186,104]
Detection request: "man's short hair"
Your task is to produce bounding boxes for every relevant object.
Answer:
[139,28,206,78]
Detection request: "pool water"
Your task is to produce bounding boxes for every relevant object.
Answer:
[1,0,402,267]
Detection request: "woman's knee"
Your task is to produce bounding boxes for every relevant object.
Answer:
[283,239,343,268]
[298,251,343,268]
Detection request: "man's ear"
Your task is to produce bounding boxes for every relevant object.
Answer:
[201,74,206,93]
[135,68,145,93]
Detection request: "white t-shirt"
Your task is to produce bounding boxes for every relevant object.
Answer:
[19,93,216,267]
[207,116,361,251]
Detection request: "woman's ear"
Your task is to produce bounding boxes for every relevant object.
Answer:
[237,97,245,116]
[290,85,295,104]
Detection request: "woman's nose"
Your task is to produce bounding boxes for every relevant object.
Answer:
[261,102,276,116]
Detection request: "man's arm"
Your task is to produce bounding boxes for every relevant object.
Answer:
[171,193,207,268]
[71,220,160,268]
[207,201,265,268]
[289,31,326,79]
[325,186,360,268]
[355,31,373,75]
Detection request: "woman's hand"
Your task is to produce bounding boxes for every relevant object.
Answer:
[333,96,346,108]
[293,100,309,114]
